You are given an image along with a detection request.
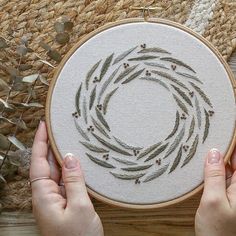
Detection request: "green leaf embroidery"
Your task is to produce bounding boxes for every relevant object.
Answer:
[165,111,180,140]
[103,87,118,114]
[98,65,121,103]
[181,135,199,167]
[113,136,143,151]
[128,55,159,61]
[89,86,97,110]
[96,107,110,132]
[110,172,145,180]
[122,68,145,84]
[92,132,132,156]
[99,53,114,81]
[121,164,153,172]
[190,82,213,107]
[86,59,101,90]
[203,109,210,143]
[169,145,182,173]
[114,64,139,84]
[186,117,195,142]
[176,71,203,84]
[138,47,170,54]
[75,83,82,116]
[160,57,196,73]
[91,116,110,139]
[144,62,169,70]
[113,46,138,65]
[171,84,193,106]
[173,94,189,114]
[164,125,185,159]
[86,153,115,168]
[112,157,137,165]
[74,118,90,141]
[144,143,169,162]
[82,97,88,124]
[80,141,108,153]
[195,97,202,128]
[139,77,170,90]
[143,164,169,183]
[137,142,162,160]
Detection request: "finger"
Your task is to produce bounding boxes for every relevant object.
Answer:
[30,121,59,197]
[202,148,227,202]
[62,153,93,210]
[48,148,61,183]
[59,178,66,198]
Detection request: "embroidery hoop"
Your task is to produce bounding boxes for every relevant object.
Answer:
[46,8,236,209]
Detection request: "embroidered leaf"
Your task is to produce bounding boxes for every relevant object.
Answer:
[173,94,189,114]
[89,86,97,110]
[143,164,169,183]
[74,118,90,141]
[203,109,210,143]
[91,116,110,139]
[80,141,108,153]
[195,97,202,128]
[151,70,189,91]
[145,143,169,162]
[137,142,162,160]
[144,62,169,70]
[171,84,193,106]
[86,59,101,90]
[190,82,213,107]
[138,47,170,54]
[164,125,185,158]
[99,53,114,81]
[110,172,145,180]
[176,71,203,84]
[140,77,169,90]
[128,55,159,61]
[160,57,196,73]
[112,157,137,165]
[114,64,139,84]
[96,108,110,131]
[169,145,182,173]
[86,153,115,168]
[113,136,143,151]
[103,87,118,114]
[122,68,145,84]
[92,133,132,156]
[121,164,153,172]
[165,111,180,140]
[76,84,83,114]
[113,46,138,65]
[186,117,195,142]
[82,97,88,124]
[98,66,121,103]
[182,135,199,167]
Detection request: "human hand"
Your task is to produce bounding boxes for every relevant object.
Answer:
[30,121,104,236]
[195,147,236,236]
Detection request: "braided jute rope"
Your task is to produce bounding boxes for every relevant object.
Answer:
[0,0,235,144]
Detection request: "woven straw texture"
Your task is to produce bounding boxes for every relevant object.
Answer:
[0,0,236,143]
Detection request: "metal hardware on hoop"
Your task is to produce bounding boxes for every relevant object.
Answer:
[130,6,162,21]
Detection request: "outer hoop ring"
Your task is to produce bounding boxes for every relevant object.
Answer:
[46,18,236,210]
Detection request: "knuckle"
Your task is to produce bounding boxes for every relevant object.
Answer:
[206,169,224,179]
[201,196,222,208]
[78,199,94,212]
[64,173,83,183]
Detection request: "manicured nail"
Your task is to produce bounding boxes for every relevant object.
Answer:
[208,148,220,164]
[64,153,78,169]
[39,120,44,127]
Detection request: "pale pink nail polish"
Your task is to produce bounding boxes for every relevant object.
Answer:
[208,148,220,164]
[64,153,77,169]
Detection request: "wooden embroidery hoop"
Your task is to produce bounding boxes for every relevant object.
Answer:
[46,7,236,209]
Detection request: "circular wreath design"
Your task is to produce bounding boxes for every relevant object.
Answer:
[72,44,214,184]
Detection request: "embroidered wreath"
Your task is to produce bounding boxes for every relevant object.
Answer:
[72,44,214,184]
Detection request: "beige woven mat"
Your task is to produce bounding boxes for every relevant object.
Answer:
[0,0,236,142]
[0,0,235,209]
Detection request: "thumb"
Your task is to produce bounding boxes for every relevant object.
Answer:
[62,153,92,209]
[202,148,227,203]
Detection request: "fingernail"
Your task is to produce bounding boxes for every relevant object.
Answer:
[64,153,78,169]
[208,148,221,164]
[38,120,44,127]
